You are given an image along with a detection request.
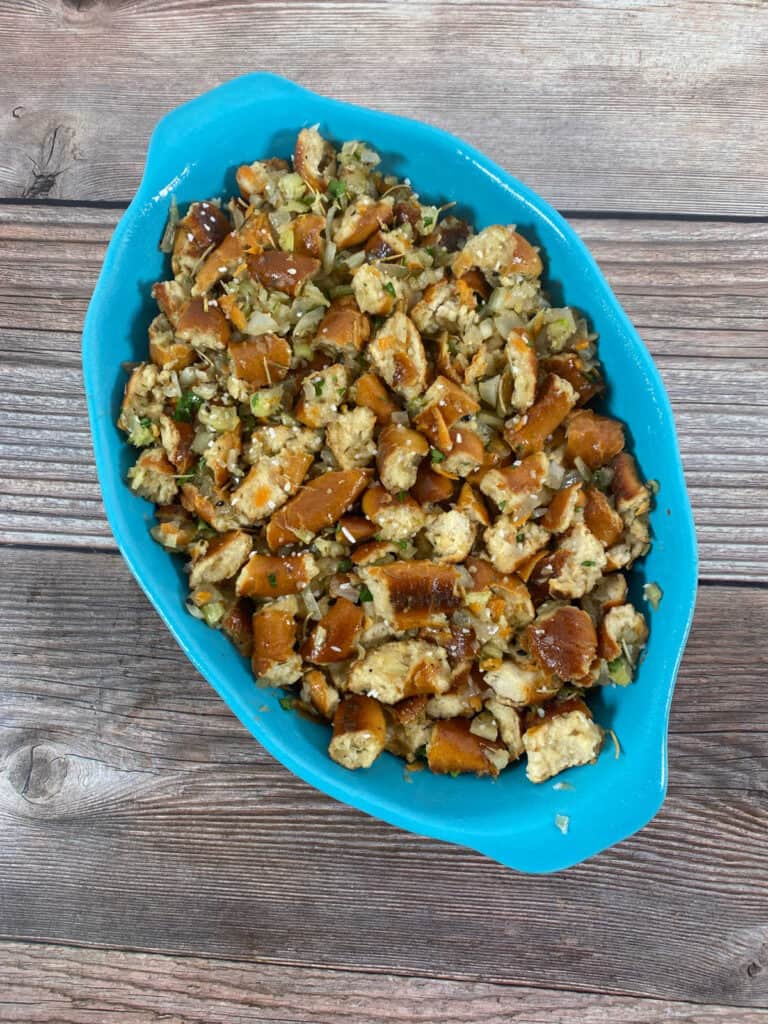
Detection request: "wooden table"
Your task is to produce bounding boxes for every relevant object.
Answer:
[1,2,766,1021]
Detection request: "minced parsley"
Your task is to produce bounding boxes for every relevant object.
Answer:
[430,448,446,463]
[174,390,203,422]
[383,281,396,298]
[313,378,325,397]
[327,178,346,199]
[267,572,278,589]
[358,584,373,603]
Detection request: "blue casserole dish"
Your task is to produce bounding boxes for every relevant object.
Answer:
[83,72,698,872]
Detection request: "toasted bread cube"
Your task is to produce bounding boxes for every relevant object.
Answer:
[505,330,538,411]
[485,699,525,759]
[232,449,313,523]
[548,523,607,600]
[171,201,230,276]
[566,410,625,470]
[229,334,292,387]
[246,251,320,296]
[293,127,337,192]
[452,224,542,281]
[301,598,365,664]
[176,298,231,351]
[251,597,301,685]
[598,603,649,666]
[425,509,475,563]
[542,482,583,533]
[266,468,372,550]
[505,374,577,457]
[377,424,429,492]
[127,448,178,505]
[352,264,400,317]
[347,639,451,704]
[525,605,598,681]
[301,669,340,720]
[236,553,318,598]
[315,299,371,354]
[427,718,508,777]
[326,406,377,469]
[359,562,462,631]
[152,278,191,327]
[189,530,253,588]
[294,363,348,428]
[479,452,549,517]
[329,694,387,769]
[484,518,550,574]
[352,371,400,425]
[483,657,560,707]
[524,699,604,783]
[583,487,624,546]
[334,196,394,250]
[367,313,427,402]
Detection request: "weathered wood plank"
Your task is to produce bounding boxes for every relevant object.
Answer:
[0,1,766,214]
[1,941,767,1024]
[0,546,766,1006]
[1,206,767,577]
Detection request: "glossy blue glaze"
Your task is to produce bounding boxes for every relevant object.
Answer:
[83,72,698,872]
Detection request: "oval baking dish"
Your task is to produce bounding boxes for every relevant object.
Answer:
[83,72,698,872]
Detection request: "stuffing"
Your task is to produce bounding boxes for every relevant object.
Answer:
[347,640,451,704]
[523,699,604,783]
[126,127,655,787]
[424,509,475,563]
[326,406,377,469]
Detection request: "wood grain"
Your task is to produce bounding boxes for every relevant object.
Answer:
[0,546,766,1007]
[0,1,767,215]
[1,205,766,577]
[2,941,768,1024]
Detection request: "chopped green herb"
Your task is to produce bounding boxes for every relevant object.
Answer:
[447,339,459,357]
[430,448,446,464]
[358,584,373,603]
[313,378,325,397]
[425,246,436,259]
[337,558,353,572]
[592,467,611,492]
[278,696,295,711]
[497,501,506,512]
[581,560,595,567]
[327,178,347,199]
[267,572,278,589]
[396,539,409,551]
[396,490,408,503]
[383,280,396,298]
[607,656,632,686]
[139,416,152,428]
[450,770,461,778]
[174,390,203,423]
[371,316,384,331]
[422,216,434,227]
[516,531,525,543]
[414,745,427,760]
